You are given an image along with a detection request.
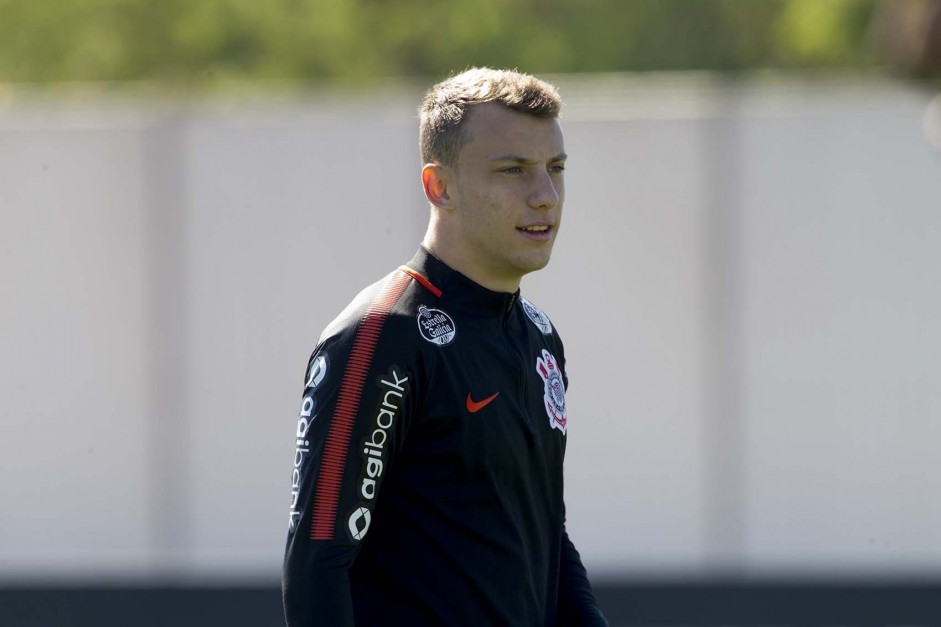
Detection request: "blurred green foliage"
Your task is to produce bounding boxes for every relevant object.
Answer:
[0,0,883,87]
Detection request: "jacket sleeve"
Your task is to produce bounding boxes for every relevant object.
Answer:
[282,320,419,627]
[557,522,609,626]
[555,340,609,626]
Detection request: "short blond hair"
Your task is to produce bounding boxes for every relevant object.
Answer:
[419,67,562,167]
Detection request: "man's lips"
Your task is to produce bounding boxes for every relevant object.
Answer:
[517,224,554,240]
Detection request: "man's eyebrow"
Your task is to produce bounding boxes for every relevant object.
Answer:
[490,155,533,164]
[490,153,568,164]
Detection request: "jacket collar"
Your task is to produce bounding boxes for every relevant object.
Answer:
[406,246,519,319]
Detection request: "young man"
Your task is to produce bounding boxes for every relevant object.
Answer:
[283,67,608,626]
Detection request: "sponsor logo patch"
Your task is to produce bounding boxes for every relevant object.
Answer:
[416,305,456,346]
[347,506,371,541]
[521,298,553,335]
[305,355,327,389]
[347,366,409,542]
[289,353,329,532]
[536,349,567,434]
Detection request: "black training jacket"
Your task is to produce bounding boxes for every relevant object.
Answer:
[283,247,608,626]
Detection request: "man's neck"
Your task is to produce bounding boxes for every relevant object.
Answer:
[420,234,521,294]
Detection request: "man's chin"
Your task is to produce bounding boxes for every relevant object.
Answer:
[516,252,554,276]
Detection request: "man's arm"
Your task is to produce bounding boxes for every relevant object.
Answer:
[552,333,608,625]
[282,341,361,626]
[282,279,418,626]
[558,524,609,626]
[282,543,354,626]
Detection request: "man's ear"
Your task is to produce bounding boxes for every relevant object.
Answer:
[422,163,454,209]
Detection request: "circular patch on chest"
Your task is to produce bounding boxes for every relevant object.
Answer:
[416,305,457,346]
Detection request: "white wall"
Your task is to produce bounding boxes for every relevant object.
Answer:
[2,76,940,582]
[1,112,154,576]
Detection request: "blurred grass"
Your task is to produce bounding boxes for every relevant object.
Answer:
[0,0,893,89]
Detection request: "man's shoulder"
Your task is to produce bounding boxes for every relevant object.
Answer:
[317,267,434,350]
[318,273,388,343]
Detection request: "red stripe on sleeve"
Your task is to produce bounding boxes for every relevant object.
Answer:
[310,270,413,540]
[398,266,442,298]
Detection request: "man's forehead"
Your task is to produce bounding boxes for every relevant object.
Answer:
[461,103,564,156]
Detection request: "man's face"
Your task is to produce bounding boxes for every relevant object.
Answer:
[445,102,566,291]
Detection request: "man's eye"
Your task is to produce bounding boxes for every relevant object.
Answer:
[501,166,522,174]
[549,164,565,174]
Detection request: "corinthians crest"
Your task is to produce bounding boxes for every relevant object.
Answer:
[535,349,567,434]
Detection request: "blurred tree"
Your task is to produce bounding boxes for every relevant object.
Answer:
[774,0,877,66]
[0,0,895,87]
[871,0,941,77]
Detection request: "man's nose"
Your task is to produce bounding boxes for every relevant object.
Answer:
[528,170,560,210]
